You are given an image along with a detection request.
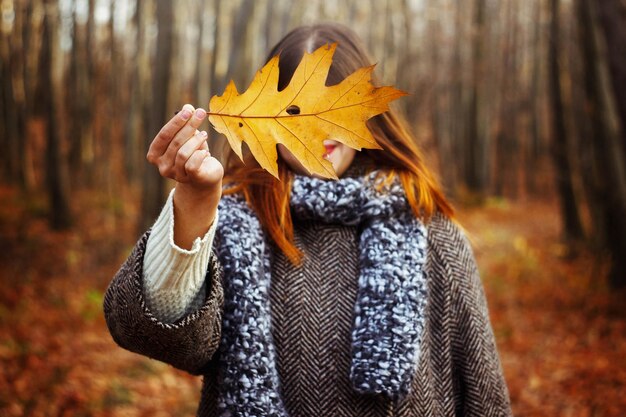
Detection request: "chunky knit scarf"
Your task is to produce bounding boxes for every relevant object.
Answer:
[214,172,428,416]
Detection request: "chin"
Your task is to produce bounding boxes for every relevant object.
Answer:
[329,153,356,177]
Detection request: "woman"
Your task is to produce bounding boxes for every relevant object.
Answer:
[104,23,512,417]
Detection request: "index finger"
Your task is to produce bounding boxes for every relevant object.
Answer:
[148,104,195,158]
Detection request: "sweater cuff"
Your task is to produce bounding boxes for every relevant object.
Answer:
[143,188,218,320]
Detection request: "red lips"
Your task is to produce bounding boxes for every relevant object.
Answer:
[324,144,337,156]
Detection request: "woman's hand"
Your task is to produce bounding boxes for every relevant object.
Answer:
[147,103,223,249]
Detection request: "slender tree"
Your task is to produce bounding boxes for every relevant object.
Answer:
[594,0,626,158]
[140,0,173,232]
[465,0,489,197]
[68,0,89,184]
[208,0,223,151]
[123,0,145,182]
[41,0,72,229]
[226,0,257,89]
[0,0,27,187]
[549,0,584,243]
[527,0,544,194]
[575,0,626,288]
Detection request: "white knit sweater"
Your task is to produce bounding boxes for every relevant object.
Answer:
[143,189,219,323]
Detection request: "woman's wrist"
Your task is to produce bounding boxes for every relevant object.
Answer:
[172,182,221,249]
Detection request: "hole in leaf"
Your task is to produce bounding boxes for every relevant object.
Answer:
[238,122,243,127]
[286,105,301,115]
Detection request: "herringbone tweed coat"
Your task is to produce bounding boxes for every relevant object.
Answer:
[104,212,512,417]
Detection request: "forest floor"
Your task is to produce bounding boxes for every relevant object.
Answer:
[0,185,625,417]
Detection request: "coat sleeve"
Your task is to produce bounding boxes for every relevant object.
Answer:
[103,231,224,375]
[443,221,512,417]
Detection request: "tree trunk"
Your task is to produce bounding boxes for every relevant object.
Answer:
[447,0,464,196]
[226,0,256,89]
[575,0,626,288]
[570,46,606,249]
[594,0,626,160]
[549,0,585,243]
[0,49,9,180]
[495,0,520,198]
[82,0,96,183]
[527,0,543,195]
[263,0,276,53]
[465,0,489,198]
[41,1,72,229]
[0,40,18,183]
[123,0,144,183]
[191,0,205,106]
[68,0,83,184]
[208,0,223,152]
[0,1,27,187]
[140,0,173,232]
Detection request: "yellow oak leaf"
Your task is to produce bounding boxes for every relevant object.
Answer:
[208,43,407,179]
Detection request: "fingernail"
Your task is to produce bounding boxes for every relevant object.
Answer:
[201,130,208,137]
[195,108,206,118]
[180,109,192,120]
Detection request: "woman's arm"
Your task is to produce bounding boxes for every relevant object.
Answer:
[451,249,511,416]
[143,189,219,323]
[103,230,224,375]
[431,216,512,416]
[103,104,226,374]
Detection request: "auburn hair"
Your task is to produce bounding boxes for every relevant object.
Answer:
[223,23,454,264]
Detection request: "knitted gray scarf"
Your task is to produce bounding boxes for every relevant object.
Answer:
[214,172,428,416]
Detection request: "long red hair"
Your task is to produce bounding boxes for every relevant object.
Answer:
[223,23,453,264]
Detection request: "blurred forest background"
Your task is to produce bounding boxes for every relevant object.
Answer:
[1,0,625,415]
